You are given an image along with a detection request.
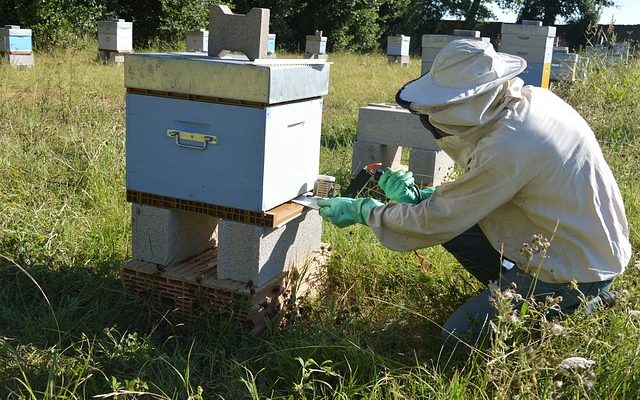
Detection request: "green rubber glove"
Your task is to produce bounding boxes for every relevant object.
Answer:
[378,168,435,204]
[317,197,383,228]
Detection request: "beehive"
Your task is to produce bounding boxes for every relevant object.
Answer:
[500,20,555,88]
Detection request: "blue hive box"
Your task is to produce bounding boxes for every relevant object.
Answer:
[0,25,32,53]
[125,53,330,212]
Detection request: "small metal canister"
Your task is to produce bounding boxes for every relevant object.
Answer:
[313,175,339,198]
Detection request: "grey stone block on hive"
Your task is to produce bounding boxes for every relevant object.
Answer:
[409,148,455,186]
[131,204,218,266]
[208,5,269,60]
[351,140,403,178]
[217,210,322,288]
[357,103,440,150]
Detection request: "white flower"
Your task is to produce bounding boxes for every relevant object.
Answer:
[551,323,564,334]
[557,357,596,377]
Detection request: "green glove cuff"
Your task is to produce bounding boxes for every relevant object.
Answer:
[418,187,436,202]
[356,198,384,225]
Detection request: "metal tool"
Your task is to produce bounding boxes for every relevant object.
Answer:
[342,162,384,198]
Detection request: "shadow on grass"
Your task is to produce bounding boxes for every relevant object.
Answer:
[0,255,469,398]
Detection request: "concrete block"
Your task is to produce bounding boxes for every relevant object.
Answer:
[357,103,440,150]
[409,148,455,186]
[131,203,218,266]
[186,29,208,52]
[387,54,410,67]
[208,5,270,60]
[98,50,125,64]
[2,53,34,67]
[305,31,327,55]
[351,140,403,177]
[217,210,322,287]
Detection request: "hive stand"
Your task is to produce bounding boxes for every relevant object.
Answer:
[387,35,410,67]
[208,5,269,60]
[97,19,133,65]
[122,7,331,332]
[305,30,328,60]
[352,103,454,187]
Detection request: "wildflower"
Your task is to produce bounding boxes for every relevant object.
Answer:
[557,357,595,377]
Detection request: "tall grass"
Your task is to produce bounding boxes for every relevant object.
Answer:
[0,49,638,399]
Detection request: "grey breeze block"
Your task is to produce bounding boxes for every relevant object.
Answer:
[132,204,218,266]
[208,5,270,60]
[217,210,322,288]
[409,148,455,186]
[351,140,403,178]
[357,103,440,149]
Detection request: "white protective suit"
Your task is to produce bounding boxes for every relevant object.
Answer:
[367,78,632,284]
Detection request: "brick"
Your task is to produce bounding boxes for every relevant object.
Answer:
[357,103,440,150]
[208,5,270,60]
[217,210,322,287]
[131,204,218,266]
[351,140,403,178]
[409,148,455,186]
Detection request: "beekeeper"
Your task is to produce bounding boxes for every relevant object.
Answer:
[318,39,631,347]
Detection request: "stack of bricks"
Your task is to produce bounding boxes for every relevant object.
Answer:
[185,29,209,52]
[387,35,410,67]
[0,25,34,68]
[121,5,331,331]
[551,46,578,82]
[421,30,490,75]
[305,30,327,60]
[500,20,555,88]
[351,103,454,187]
[97,19,133,64]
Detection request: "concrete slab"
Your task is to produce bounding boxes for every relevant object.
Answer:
[409,148,455,186]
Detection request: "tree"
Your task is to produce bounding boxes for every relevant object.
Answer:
[495,0,615,25]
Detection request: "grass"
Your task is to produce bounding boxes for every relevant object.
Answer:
[0,48,639,399]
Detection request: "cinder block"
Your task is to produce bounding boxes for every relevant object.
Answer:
[351,140,403,177]
[357,103,440,150]
[186,29,209,52]
[2,53,34,67]
[131,204,218,266]
[98,50,125,64]
[387,54,410,67]
[208,5,270,60]
[217,210,322,287]
[409,148,455,186]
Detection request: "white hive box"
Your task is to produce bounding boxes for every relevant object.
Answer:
[97,19,133,52]
[551,47,578,82]
[421,31,489,75]
[186,29,209,52]
[125,53,330,212]
[500,21,555,88]
[0,25,32,54]
[387,35,410,56]
[267,33,276,55]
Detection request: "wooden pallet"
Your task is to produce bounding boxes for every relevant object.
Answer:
[120,245,329,334]
[127,190,304,228]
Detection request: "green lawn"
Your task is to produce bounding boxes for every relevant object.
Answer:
[0,49,638,399]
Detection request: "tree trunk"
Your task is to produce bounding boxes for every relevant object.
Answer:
[464,0,482,29]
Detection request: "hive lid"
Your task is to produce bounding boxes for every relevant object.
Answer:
[124,52,330,104]
[501,22,556,37]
